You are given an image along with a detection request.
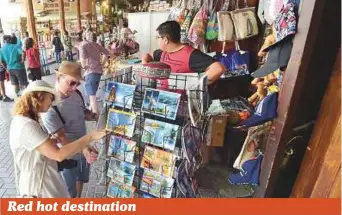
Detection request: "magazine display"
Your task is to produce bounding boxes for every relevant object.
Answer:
[105,81,135,109]
[107,180,136,198]
[108,135,137,163]
[140,168,175,198]
[141,118,179,151]
[141,146,177,178]
[107,157,136,186]
[106,109,136,138]
[142,88,181,120]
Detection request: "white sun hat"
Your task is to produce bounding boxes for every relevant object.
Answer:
[22,80,60,105]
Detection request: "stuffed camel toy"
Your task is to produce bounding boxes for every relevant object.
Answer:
[248,34,278,106]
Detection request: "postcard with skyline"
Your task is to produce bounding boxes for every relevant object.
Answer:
[107,180,136,198]
[140,168,175,198]
[108,135,137,163]
[141,146,177,178]
[107,157,136,186]
[141,118,179,151]
[105,81,135,109]
[142,88,181,120]
[106,109,136,138]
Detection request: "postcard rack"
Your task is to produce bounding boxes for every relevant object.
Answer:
[96,69,210,198]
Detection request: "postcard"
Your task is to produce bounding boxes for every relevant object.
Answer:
[141,146,176,178]
[108,135,137,163]
[140,168,175,198]
[105,81,135,109]
[181,122,203,164]
[142,88,181,120]
[107,180,136,198]
[106,109,136,138]
[176,159,196,198]
[140,192,156,198]
[107,157,136,186]
[141,118,179,151]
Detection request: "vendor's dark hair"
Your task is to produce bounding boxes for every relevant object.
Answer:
[25,37,34,50]
[156,21,180,43]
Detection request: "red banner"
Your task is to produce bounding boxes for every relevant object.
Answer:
[1,198,341,215]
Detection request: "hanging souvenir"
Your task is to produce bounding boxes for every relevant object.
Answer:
[217,0,235,41]
[180,9,194,44]
[230,0,259,40]
[206,0,219,40]
[188,3,208,45]
[168,0,184,21]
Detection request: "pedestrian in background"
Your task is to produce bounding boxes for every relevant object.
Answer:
[0,35,28,96]
[63,31,73,61]
[25,37,42,81]
[52,31,64,64]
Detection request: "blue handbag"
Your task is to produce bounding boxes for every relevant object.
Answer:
[214,42,250,78]
[228,151,263,186]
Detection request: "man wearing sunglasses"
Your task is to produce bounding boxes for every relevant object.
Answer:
[142,21,226,85]
[41,62,99,198]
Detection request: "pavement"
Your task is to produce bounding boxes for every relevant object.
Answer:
[0,64,107,198]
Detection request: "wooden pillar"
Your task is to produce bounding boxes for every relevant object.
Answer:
[76,0,81,31]
[58,0,66,33]
[92,0,97,22]
[25,0,38,47]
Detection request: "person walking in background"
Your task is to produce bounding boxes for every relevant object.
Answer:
[0,35,28,96]
[10,80,106,198]
[52,31,64,64]
[63,31,73,61]
[79,32,112,114]
[22,31,29,51]
[0,44,14,102]
[25,37,42,81]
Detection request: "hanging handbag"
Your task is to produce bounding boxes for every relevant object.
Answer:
[180,9,194,44]
[168,0,183,21]
[188,3,208,46]
[205,0,219,40]
[217,0,235,41]
[214,41,250,78]
[230,0,259,40]
[15,159,47,198]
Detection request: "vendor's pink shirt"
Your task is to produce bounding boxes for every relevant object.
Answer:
[79,40,110,76]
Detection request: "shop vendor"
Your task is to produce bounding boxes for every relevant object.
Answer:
[142,21,226,85]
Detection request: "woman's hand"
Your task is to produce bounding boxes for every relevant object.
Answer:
[89,129,107,141]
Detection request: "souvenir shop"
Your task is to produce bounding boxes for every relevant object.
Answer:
[92,0,340,198]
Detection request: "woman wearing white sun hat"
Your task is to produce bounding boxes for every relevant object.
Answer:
[9,80,107,198]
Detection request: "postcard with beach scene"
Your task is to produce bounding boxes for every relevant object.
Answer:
[105,81,135,109]
[106,109,136,138]
[108,135,137,163]
[141,146,177,178]
[142,88,181,120]
[140,168,175,198]
[107,180,136,198]
[141,118,179,151]
[107,157,136,186]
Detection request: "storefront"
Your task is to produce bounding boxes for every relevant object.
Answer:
[95,0,340,198]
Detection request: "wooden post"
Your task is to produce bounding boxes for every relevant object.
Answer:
[25,0,38,47]
[58,0,66,33]
[76,0,81,31]
[92,0,97,23]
